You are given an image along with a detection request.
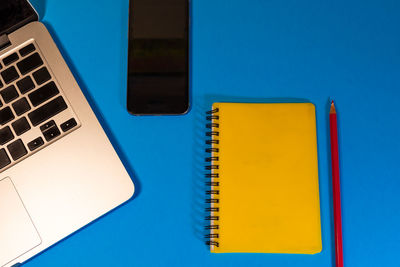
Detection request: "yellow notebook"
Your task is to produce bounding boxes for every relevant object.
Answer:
[205,103,322,254]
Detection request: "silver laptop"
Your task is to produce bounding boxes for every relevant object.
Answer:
[0,2,135,266]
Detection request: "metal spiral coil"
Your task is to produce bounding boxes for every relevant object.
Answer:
[205,108,220,247]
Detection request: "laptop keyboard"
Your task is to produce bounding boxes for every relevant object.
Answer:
[0,42,80,171]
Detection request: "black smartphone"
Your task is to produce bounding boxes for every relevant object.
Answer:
[127,0,189,115]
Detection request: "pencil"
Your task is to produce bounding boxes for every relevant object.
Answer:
[329,101,344,267]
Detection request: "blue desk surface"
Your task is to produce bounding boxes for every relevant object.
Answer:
[25,0,400,266]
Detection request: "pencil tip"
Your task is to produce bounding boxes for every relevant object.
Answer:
[330,101,336,114]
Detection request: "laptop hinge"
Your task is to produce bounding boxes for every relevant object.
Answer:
[0,34,11,51]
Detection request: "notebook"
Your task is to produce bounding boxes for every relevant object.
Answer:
[205,103,322,254]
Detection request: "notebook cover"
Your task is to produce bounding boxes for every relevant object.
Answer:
[207,103,322,254]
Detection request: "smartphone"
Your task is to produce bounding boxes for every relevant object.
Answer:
[127,0,189,115]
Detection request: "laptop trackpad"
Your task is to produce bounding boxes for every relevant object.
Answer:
[0,178,41,266]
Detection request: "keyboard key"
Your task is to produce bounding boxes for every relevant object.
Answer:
[28,81,59,107]
[19,44,36,57]
[12,117,31,136]
[28,96,67,126]
[33,67,51,85]
[27,137,44,151]
[0,148,11,169]
[16,53,43,75]
[3,53,19,66]
[1,85,19,103]
[42,124,61,142]
[1,66,19,84]
[0,126,14,145]
[39,120,56,132]
[0,107,14,125]
[60,118,77,132]
[7,139,27,161]
[12,97,31,116]
[16,76,35,94]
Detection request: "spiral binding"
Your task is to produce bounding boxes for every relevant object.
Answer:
[205,108,220,248]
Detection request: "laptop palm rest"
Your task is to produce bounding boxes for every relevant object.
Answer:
[0,178,41,266]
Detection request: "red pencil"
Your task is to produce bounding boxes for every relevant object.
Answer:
[330,101,344,267]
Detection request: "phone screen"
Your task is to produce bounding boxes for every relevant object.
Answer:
[0,0,37,37]
[128,0,189,115]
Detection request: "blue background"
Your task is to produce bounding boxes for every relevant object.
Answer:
[24,0,400,266]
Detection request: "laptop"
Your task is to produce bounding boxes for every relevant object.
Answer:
[0,1,135,266]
